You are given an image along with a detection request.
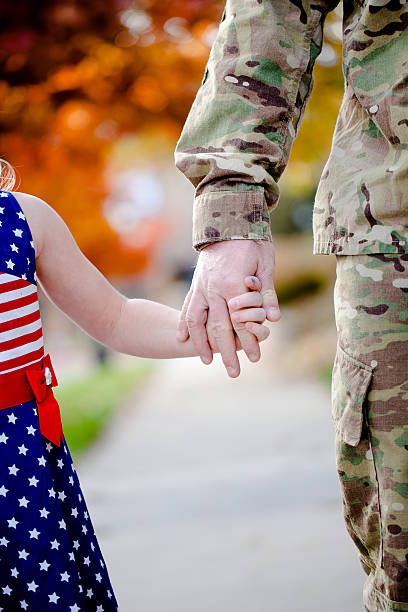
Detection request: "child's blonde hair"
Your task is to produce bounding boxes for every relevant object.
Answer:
[0,159,16,191]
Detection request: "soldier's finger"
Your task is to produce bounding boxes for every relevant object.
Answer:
[226,280,263,363]
[185,293,213,365]
[257,259,281,322]
[207,297,241,377]
[244,322,270,343]
[263,287,281,322]
[229,293,262,362]
[232,325,261,363]
[177,287,193,342]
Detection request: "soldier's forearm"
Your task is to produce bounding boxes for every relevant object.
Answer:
[174,0,339,250]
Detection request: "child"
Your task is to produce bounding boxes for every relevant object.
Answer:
[0,181,269,610]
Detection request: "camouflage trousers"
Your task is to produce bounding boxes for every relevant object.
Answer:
[333,254,408,611]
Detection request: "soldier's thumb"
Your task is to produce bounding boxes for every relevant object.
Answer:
[258,269,281,322]
[263,287,281,322]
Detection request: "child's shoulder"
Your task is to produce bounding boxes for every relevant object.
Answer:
[10,192,55,258]
[10,192,73,263]
[12,191,48,214]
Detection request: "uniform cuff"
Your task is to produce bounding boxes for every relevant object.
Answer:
[192,190,272,251]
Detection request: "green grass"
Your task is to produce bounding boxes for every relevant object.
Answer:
[276,273,326,304]
[53,361,154,458]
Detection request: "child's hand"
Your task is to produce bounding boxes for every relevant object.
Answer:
[228,276,270,345]
[205,276,269,357]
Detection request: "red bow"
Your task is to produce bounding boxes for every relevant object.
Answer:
[25,355,64,447]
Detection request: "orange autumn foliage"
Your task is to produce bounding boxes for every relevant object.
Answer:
[0,1,343,275]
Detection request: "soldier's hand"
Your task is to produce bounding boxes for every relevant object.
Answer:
[176,239,280,378]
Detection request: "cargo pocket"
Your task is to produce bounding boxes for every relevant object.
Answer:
[331,344,373,447]
[331,344,382,570]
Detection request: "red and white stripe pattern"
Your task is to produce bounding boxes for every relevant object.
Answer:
[0,272,44,374]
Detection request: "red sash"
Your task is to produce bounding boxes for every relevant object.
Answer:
[0,354,64,447]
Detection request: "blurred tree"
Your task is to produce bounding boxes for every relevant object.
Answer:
[0,1,343,274]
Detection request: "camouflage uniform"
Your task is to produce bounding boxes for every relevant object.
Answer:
[334,254,408,611]
[174,2,408,609]
[175,0,408,254]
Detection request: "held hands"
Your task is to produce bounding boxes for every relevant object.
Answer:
[206,275,270,357]
[177,240,281,377]
[228,275,270,346]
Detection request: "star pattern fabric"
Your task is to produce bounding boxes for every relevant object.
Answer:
[0,191,36,285]
[0,191,119,611]
[0,402,119,611]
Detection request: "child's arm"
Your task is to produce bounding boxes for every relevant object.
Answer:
[107,275,268,359]
[14,193,269,360]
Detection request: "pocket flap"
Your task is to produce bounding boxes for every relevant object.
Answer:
[331,346,373,447]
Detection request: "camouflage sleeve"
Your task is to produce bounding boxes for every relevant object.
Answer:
[174,0,340,250]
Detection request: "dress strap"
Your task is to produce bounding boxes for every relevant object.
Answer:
[0,190,36,285]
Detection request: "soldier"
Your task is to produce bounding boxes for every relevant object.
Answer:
[173,1,408,610]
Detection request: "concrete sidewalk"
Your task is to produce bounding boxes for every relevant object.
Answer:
[77,344,365,612]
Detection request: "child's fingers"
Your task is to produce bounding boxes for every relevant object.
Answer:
[230,307,266,325]
[245,276,262,292]
[244,322,270,342]
[228,291,263,311]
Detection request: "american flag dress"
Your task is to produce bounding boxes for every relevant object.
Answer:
[0,191,119,611]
